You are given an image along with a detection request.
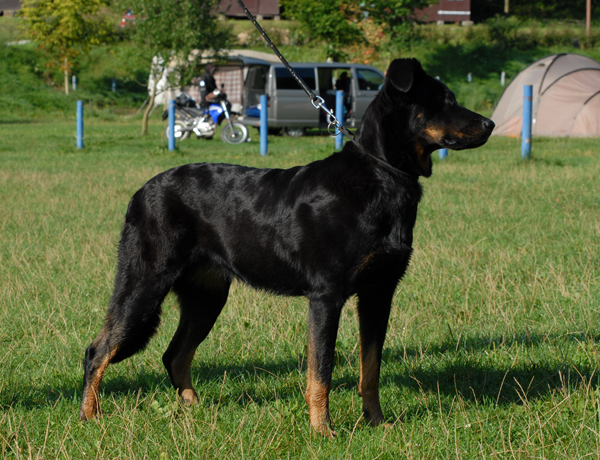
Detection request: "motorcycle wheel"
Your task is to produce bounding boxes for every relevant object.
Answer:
[164,121,190,141]
[221,122,248,145]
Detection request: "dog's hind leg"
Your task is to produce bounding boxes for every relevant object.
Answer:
[356,285,395,427]
[79,276,172,421]
[305,295,344,437]
[162,269,230,405]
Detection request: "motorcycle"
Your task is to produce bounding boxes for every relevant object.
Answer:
[162,90,249,145]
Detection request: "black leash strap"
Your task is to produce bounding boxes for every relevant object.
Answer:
[234,0,358,144]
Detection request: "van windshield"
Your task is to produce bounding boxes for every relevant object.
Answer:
[356,69,384,91]
[275,67,316,90]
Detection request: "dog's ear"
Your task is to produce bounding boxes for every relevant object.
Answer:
[386,58,422,93]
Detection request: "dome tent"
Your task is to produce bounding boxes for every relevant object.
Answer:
[491,53,600,137]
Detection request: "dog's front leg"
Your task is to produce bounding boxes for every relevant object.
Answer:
[305,296,343,437]
[357,286,394,427]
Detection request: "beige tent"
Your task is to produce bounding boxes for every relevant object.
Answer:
[492,53,600,137]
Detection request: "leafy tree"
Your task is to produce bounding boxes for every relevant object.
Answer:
[282,0,362,59]
[281,0,434,61]
[20,0,112,95]
[472,0,600,22]
[117,0,231,134]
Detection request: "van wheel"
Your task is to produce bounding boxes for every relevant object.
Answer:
[282,127,305,137]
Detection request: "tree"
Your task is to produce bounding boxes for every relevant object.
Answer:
[282,0,435,61]
[119,0,231,135]
[20,0,112,95]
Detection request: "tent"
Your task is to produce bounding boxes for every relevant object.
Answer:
[491,53,600,137]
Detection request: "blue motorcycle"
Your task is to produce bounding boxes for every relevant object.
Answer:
[163,91,248,145]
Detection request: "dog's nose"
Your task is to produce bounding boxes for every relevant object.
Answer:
[482,118,495,131]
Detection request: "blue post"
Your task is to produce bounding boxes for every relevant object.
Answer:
[72,75,77,91]
[335,90,344,151]
[76,100,83,149]
[112,77,116,93]
[439,148,448,159]
[260,94,268,156]
[522,85,533,159]
[168,100,175,151]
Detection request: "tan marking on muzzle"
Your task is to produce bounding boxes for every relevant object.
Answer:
[423,125,447,142]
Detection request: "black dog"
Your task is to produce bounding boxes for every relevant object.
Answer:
[79,58,494,436]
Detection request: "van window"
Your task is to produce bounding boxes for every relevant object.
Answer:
[356,69,383,90]
[275,67,316,90]
[318,67,351,92]
[251,66,268,90]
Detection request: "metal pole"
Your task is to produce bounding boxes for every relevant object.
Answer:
[521,85,532,159]
[335,90,344,151]
[168,100,175,151]
[72,75,77,91]
[76,100,83,149]
[260,94,268,156]
[439,148,448,159]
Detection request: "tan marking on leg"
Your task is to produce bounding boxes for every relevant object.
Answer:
[306,374,333,437]
[170,349,199,405]
[305,336,335,437]
[359,345,384,426]
[79,346,119,420]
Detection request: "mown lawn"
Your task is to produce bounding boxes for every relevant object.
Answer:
[1,119,599,458]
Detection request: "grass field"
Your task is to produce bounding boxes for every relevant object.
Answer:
[1,118,599,458]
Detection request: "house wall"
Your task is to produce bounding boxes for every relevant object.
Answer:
[415,0,471,23]
[217,0,280,19]
[0,0,22,15]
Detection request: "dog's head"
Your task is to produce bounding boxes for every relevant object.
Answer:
[358,58,495,177]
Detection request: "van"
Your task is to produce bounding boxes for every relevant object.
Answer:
[239,62,385,136]
[171,52,384,136]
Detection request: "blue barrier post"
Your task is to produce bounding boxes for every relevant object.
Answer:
[72,75,77,91]
[76,100,83,149]
[335,90,344,151]
[260,94,268,156]
[522,85,533,159]
[168,100,175,151]
[439,148,448,159]
[112,77,116,93]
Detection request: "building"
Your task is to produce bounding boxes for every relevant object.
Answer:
[0,0,22,16]
[217,0,280,20]
[416,0,471,24]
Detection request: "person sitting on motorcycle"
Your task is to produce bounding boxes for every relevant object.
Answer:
[199,64,219,108]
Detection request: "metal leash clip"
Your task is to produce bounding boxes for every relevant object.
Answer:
[311,96,343,137]
[236,0,357,144]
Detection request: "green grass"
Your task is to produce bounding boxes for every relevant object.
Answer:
[1,119,599,458]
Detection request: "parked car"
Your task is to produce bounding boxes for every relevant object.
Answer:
[238,62,385,136]
[161,52,385,137]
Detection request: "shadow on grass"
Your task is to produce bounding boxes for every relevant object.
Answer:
[6,331,599,423]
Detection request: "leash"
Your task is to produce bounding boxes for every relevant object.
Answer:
[234,0,358,145]
[233,0,418,180]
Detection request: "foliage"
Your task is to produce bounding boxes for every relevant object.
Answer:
[281,0,434,61]
[19,0,113,94]
[116,0,231,87]
[472,0,600,22]
[112,0,232,134]
[280,0,362,60]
